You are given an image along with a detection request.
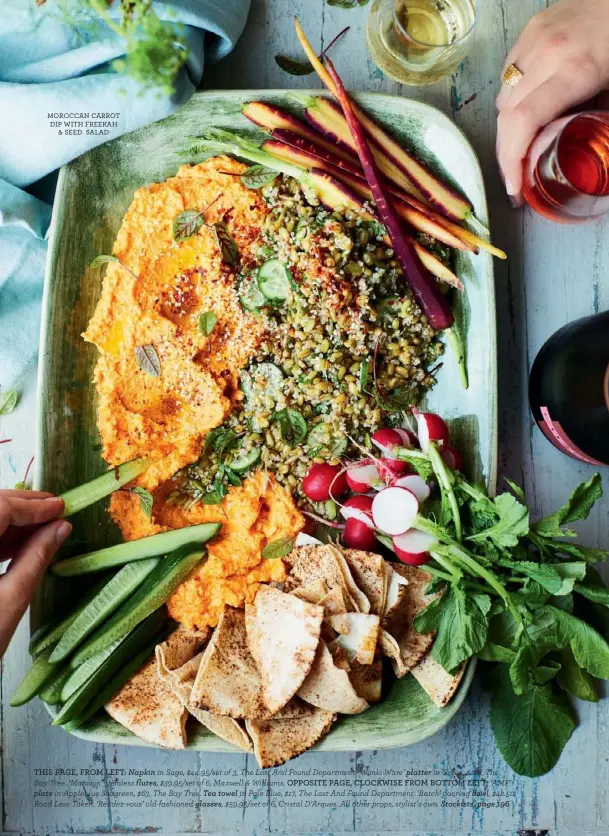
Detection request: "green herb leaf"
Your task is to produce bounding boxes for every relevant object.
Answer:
[548,605,609,680]
[414,584,490,674]
[498,560,585,596]
[489,668,576,778]
[557,646,598,702]
[541,540,608,563]
[200,490,224,505]
[468,493,529,549]
[173,210,205,242]
[327,0,370,7]
[135,344,161,377]
[478,641,516,664]
[505,478,526,503]
[273,408,307,446]
[262,536,297,560]
[574,566,609,606]
[90,254,120,268]
[203,427,239,458]
[241,165,279,189]
[509,630,562,695]
[534,474,603,538]
[198,311,217,336]
[274,54,314,76]
[0,389,19,416]
[394,450,434,482]
[211,222,239,266]
[130,487,153,518]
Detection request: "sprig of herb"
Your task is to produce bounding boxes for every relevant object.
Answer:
[262,536,297,560]
[198,311,217,336]
[135,344,161,377]
[172,194,223,243]
[130,487,153,517]
[272,408,308,446]
[0,390,19,416]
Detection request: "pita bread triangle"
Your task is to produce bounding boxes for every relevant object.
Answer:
[246,699,335,768]
[298,640,369,714]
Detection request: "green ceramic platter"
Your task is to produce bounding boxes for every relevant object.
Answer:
[34,90,496,752]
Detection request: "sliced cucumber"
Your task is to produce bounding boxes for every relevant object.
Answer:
[60,457,149,518]
[257,259,292,302]
[49,559,160,663]
[62,637,124,702]
[40,666,72,706]
[228,448,261,474]
[53,611,167,726]
[306,422,348,458]
[10,650,58,707]
[30,576,109,654]
[240,363,284,402]
[239,275,265,312]
[51,522,221,577]
[62,628,169,732]
[70,547,207,665]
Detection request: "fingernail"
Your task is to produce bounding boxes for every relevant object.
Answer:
[44,496,63,503]
[55,521,71,545]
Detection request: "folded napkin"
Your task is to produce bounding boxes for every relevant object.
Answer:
[0,0,250,392]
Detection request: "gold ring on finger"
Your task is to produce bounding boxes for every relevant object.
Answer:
[501,63,524,88]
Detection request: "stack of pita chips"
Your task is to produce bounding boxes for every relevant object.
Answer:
[105,544,465,765]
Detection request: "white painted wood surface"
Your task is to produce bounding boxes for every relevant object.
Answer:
[1,0,609,833]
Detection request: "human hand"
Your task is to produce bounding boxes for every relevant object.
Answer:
[0,490,71,657]
[496,0,609,203]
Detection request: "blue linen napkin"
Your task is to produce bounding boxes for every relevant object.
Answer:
[0,0,250,392]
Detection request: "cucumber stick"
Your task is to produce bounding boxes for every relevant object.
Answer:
[51,522,221,577]
[30,576,109,655]
[40,667,72,706]
[53,611,167,726]
[10,651,58,707]
[60,457,149,518]
[70,548,207,665]
[62,630,169,732]
[61,638,123,702]
[49,559,160,663]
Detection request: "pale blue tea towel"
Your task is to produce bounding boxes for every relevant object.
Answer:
[0,0,250,392]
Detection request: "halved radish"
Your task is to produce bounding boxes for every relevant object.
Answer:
[442,445,464,471]
[343,517,378,551]
[340,495,374,528]
[376,458,410,481]
[346,459,382,493]
[302,463,348,502]
[371,428,403,458]
[395,427,417,448]
[372,487,419,537]
[393,529,436,566]
[392,474,431,503]
[414,410,450,452]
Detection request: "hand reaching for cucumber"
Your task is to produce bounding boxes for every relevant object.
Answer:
[0,490,71,657]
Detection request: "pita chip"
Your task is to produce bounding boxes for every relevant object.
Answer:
[349,654,383,704]
[380,564,435,677]
[105,655,187,750]
[411,653,466,708]
[326,613,380,666]
[290,579,329,605]
[246,586,323,714]
[156,630,252,752]
[246,701,335,768]
[190,607,269,719]
[341,549,388,615]
[326,545,371,613]
[317,586,350,616]
[298,640,369,714]
[285,545,362,612]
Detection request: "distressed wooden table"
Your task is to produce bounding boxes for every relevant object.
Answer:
[1,1,609,833]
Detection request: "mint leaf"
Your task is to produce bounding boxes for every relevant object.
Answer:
[273,408,307,446]
[204,427,239,458]
[130,487,153,518]
[135,344,161,377]
[557,646,598,702]
[198,311,217,336]
[0,389,19,416]
[534,474,603,538]
[468,493,529,549]
[548,605,609,680]
[262,536,296,560]
[414,584,490,674]
[490,669,576,777]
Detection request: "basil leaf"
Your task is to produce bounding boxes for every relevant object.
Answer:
[557,646,598,702]
[211,222,239,267]
[489,668,576,778]
[135,344,161,377]
[273,408,307,446]
[262,536,296,560]
[130,487,153,518]
[468,493,529,549]
[173,210,205,242]
[548,605,609,680]
[274,54,314,76]
[534,473,603,538]
[575,566,609,606]
[198,311,217,336]
[414,584,490,674]
[0,389,19,416]
[90,254,119,268]
[240,165,279,190]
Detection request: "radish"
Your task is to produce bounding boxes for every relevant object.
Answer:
[302,463,348,502]
[346,459,382,493]
[343,517,378,551]
[414,410,450,452]
[371,428,403,458]
[395,427,417,448]
[376,457,410,481]
[340,495,374,528]
[322,58,454,332]
[442,445,464,471]
[392,474,431,503]
[393,529,436,566]
[372,487,419,537]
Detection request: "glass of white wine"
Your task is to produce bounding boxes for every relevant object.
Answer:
[366,0,479,86]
